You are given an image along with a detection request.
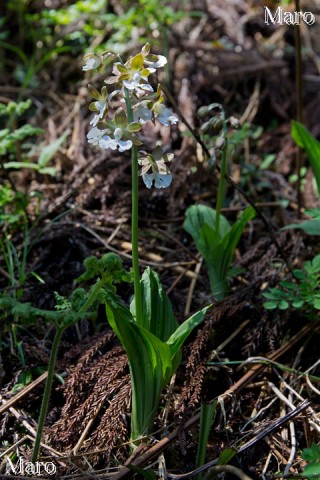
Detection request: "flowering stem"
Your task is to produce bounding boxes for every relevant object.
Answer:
[215,147,227,236]
[124,88,143,326]
[215,120,228,236]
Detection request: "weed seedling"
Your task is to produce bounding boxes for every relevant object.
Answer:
[263,253,320,314]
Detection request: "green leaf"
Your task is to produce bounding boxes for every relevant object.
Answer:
[38,131,69,167]
[105,295,172,442]
[311,255,320,272]
[291,120,320,196]
[305,208,320,218]
[126,465,156,479]
[37,167,57,176]
[269,288,285,298]
[292,300,304,308]
[217,448,237,465]
[313,300,320,310]
[130,267,178,340]
[262,291,278,300]
[167,305,211,358]
[184,205,255,300]
[293,269,305,280]
[279,281,297,290]
[206,207,255,299]
[302,444,320,463]
[282,218,320,236]
[4,161,40,170]
[196,401,217,478]
[184,204,230,245]
[107,291,210,442]
[302,464,320,479]
[263,301,278,309]
[278,300,289,310]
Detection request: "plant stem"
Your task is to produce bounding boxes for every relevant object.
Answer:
[32,326,63,463]
[294,0,303,216]
[215,141,227,236]
[31,276,107,462]
[124,88,143,326]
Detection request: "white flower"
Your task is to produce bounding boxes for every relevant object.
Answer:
[99,128,132,152]
[87,126,108,145]
[90,99,108,127]
[143,172,172,188]
[138,146,174,189]
[144,55,167,69]
[133,103,153,123]
[123,72,142,90]
[153,104,178,126]
[82,54,102,71]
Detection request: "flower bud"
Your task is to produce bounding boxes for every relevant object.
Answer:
[215,135,226,150]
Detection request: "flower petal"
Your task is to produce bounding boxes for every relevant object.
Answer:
[154,173,172,188]
[142,173,154,189]
[133,105,152,123]
[87,126,107,145]
[155,105,178,126]
[117,139,132,152]
[145,54,167,68]
[89,114,100,127]
[83,54,102,71]
[99,135,118,150]
[123,79,140,90]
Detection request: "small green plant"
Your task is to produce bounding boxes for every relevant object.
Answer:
[301,443,320,479]
[0,99,68,176]
[184,204,255,301]
[263,254,320,312]
[195,401,217,480]
[106,268,210,442]
[0,252,131,461]
[84,43,211,443]
[184,104,255,300]
[291,120,320,196]
[0,99,43,162]
[0,99,66,361]
[282,208,320,236]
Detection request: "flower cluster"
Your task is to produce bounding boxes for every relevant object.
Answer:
[83,43,177,188]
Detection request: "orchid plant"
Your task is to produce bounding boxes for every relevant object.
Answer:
[84,45,210,444]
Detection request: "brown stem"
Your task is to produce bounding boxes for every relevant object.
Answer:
[295,0,304,215]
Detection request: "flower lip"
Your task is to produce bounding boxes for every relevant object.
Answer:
[143,172,172,189]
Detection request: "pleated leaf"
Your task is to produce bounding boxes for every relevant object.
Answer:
[130,267,178,340]
[106,292,210,442]
[184,205,255,300]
